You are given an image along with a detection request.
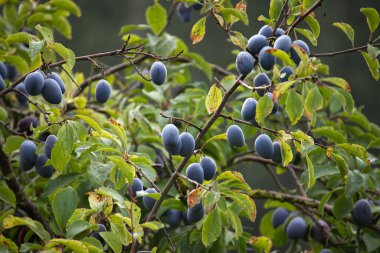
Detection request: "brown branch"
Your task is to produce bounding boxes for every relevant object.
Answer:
[311,43,380,57]
[272,0,290,37]
[176,172,211,191]
[160,112,202,131]
[287,0,325,33]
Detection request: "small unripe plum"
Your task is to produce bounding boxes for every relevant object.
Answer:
[320,249,331,253]
[6,64,17,80]
[352,199,372,226]
[24,71,45,96]
[95,79,111,104]
[20,140,37,171]
[187,202,205,223]
[279,66,294,82]
[272,141,282,164]
[192,3,202,10]
[0,62,7,79]
[167,209,182,226]
[286,216,307,240]
[17,116,39,135]
[247,34,268,55]
[259,46,276,71]
[179,132,195,157]
[254,73,271,96]
[236,51,255,75]
[255,134,274,159]
[272,207,289,228]
[150,62,167,85]
[186,163,204,184]
[311,220,329,243]
[275,28,285,38]
[41,78,63,104]
[274,35,292,53]
[47,72,66,94]
[35,154,55,178]
[226,125,245,147]
[200,156,216,180]
[44,135,58,159]
[241,97,257,121]
[258,25,273,38]
[142,188,158,210]
[291,40,310,65]
[128,178,143,198]
[15,82,29,107]
[162,124,181,155]
[0,76,5,90]
[266,92,278,114]
[176,3,192,22]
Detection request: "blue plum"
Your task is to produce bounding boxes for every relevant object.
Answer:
[179,132,195,157]
[35,154,55,178]
[274,35,292,53]
[47,72,66,94]
[143,188,158,210]
[42,78,62,104]
[200,156,217,180]
[24,71,45,96]
[6,64,17,80]
[352,199,372,226]
[272,141,282,164]
[255,134,274,159]
[0,76,5,90]
[272,207,289,228]
[128,178,143,198]
[291,40,310,65]
[236,51,255,75]
[279,66,294,82]
[247,34,268,55]
[241,97,257,121]
[20,140,37,171]
[192,3,202,10]
[44,135,58,159]
[187,202,205,223]
[162,124,182,155]
[167,209,182,226]
[320,249,331,253]
[275,28,285,37]
[259,46,276,71]
[311,220,329,243]
[286,216,307,240]
[254,73,271,96]
[150,62,167,85]
[17,116,39,135]
[176,3,192,22]
[95,79,111,104]
[15,82,29,107]
[0,62,7,79]
[186,163,204,184]
[258,25,273,38]
[226,125,245,147]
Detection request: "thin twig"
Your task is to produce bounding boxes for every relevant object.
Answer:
[287,0,325,33]
[160,112,202,131]
[176,172,211,190]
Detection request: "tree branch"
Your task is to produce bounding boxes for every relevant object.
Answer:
[311,43,380,57]
[287,0,325,33]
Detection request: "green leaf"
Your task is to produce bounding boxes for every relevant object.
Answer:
[3,215,50,241]
[48,0,82,17]
[43,173,80,197]
[312,126,347,144]
[363,229,380,252]
[51,123,74,172]
[279,140,293,166]
[45,239,89,253]
[267,48,294,66]
[95,187,125,204]
[66,220,91,238]
[52,187,78,231]
[285,89,304,125]
[6,32,34,44]
[202,209,222,247]
[107,156,135,185]
[146,2,167,35]
[255,95,274,125]
[295,28,317,46]
[344,170,363,198]
[5,55,29,74]
[333,22,354,45]
[227,209,243,239]
[305,154,315,189]
[141,221,164,231]
[185,52,212,81]
[49,42,76,69]
[28,39,45,59]
[35,24,54,44]
[332,195,352,220]
[332,153,349,182]
[269,0,283,20]
[272,80,296,100]
[0,186,16,208]
[2,135,25,154]
[362,51,380,80]
[360,8,379,33]
[0,234,18,253]
[205,84,222,114]
[229,31,247,49]
[119,24,149,35]
[320,77,350,91]
[100,232,122,253]
[305,87,323,114]
[218,8,248,26]
[249,236,273,253]
[191,17,207,44]
[336,143,369,163]
[75,114,102,132]
[305,16,320,39]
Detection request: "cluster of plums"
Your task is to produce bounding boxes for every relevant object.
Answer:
[0,62,17,90]
[176,2,202,23]
[161,124,195,157]
[19,135,57,178]
[186,156,217,184]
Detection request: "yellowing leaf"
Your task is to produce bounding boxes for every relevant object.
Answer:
[191,17,207,44]
[205,84,222,114]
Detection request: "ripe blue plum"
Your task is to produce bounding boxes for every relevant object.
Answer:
[311,220,329,243]
[258,25,273,38]
[35,154,55,178]
[236,51,255,75]
[0,62,7,79]
[17,116,39,135]
[266,92,278,114]
[272,141,282,164]
[24,71,45,95]
[320,249,330,253]
[247,34,268,55]
[41,78,63,104]
[275,28,285,37]
[274,35,292,53]
[150,62,167,85]
[143,188,158,210]
[95,79,111,104]
[272,207,289,228]
[352,199,372,226]
[162,124,182,155]
[128,178,143,198]
[0,76,5,90]
[179,132,195,157]
[254,73,271,96]
[47,72,66,94]
[176,3,192,22]
[255,134,274,159]
[20,140,37,171]
[90,224,107,244]
[200,156,217,180]
[44,135,58,159]
[6,64,17,80]
[259,46,276,71]
[192,3,202,10]
[167,209,182,226]
[241,98,257,121]
[226,125,245,147]
[279,66,294,82]
[15,82,29,107]
[286,216,307,240]
[291,40,310,65]
[187,202,205,223]
[186,163,204,184]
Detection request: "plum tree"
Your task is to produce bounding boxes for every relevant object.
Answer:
[187,202,205,223]
[200,156,216,180]
[351,199,372,226]
[176,3,192,22]
[162,124,182,155]
[272,141,282,164]
[235,51,255,75]
[143,188,158,210]
[254,73,271,96]
[255,134,274,159]
[178,132,195,157]
[35,154,55,178]
[291,40,310,64]
[128,178,143,197]
[273,35,292,53]
[226,124,245,147]
[47,72,66,94]
[150,62,167,85]
[0,61,7,79]
[247,34,268,55]
[259,46,276,70]
[24,71,45,95]
[311,220,329,243]
[258,25,273,38]
[17,116,39,135]
[167,209,182,226]
[95,79,111,104]
[41,78,63,104]
[186,163,204,184]
[286,216,307,240]
[44,135,58,159]
[19,140,37,171]
[241,97,257,121]
[271,207,289,228]
[279,66,294,82]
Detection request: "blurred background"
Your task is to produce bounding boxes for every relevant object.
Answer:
[59,0,380,236]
